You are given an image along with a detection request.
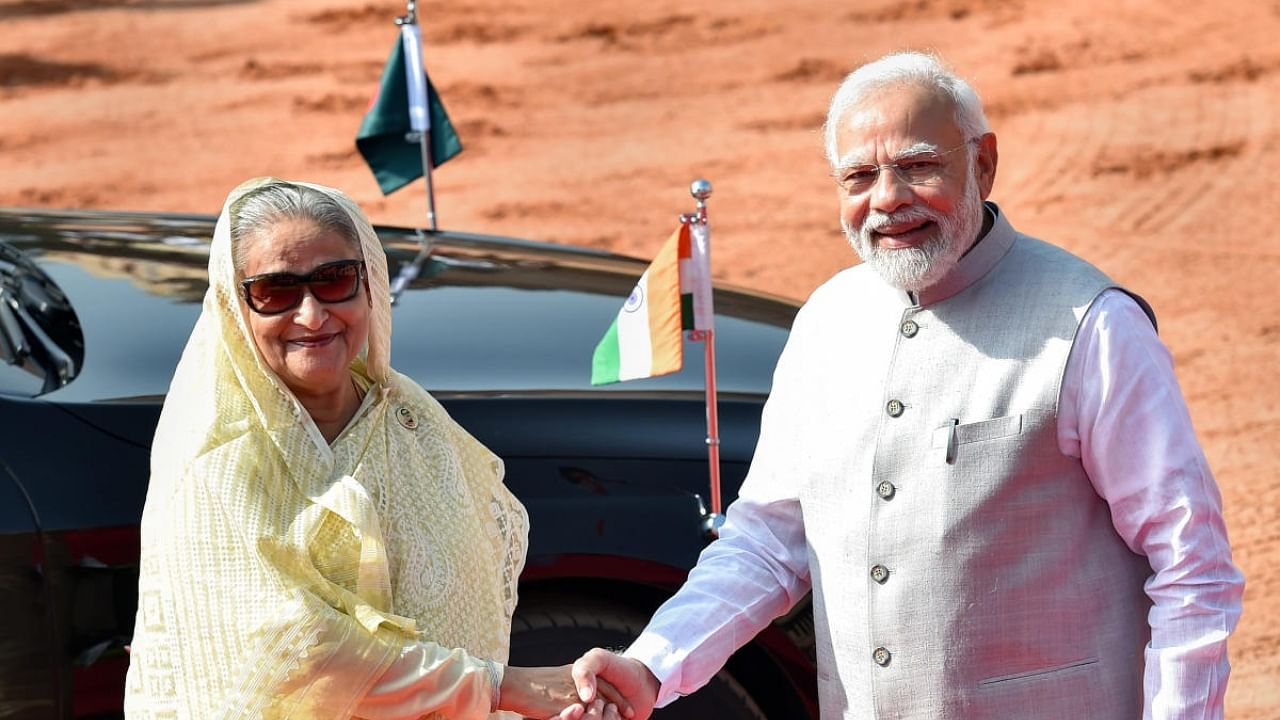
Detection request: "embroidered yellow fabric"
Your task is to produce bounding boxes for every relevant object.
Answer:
[124,178,528,719]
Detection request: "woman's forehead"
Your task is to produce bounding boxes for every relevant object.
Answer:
[242,219,361,273]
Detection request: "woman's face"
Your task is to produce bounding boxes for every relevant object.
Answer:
[240,218,370,399]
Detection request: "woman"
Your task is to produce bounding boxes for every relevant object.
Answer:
[124,178,619,719]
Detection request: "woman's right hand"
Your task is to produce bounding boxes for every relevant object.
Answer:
[498,665,631,720]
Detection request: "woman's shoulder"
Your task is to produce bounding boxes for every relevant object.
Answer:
[382,371,503,471]
[381,371,452,424]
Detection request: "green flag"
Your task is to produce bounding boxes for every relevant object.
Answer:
[356,29,462,195]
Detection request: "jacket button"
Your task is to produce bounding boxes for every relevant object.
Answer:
[886,399,904,417]
[901,319,919,338]
[876,481,896,500]
[873,647,892,667]
[870,564,890,584]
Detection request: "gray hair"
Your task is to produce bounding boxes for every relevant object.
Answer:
[230,181,362,275]
[823,51,990,166]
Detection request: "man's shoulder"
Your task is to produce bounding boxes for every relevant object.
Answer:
[990,204,1108,281]
[1012,231,1099,266]
[1008,232,1113,289]
[1000,230,1159,326]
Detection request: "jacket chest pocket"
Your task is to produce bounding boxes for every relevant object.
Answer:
[931,413,1024,465]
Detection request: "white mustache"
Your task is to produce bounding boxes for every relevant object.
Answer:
[862,207,942,234]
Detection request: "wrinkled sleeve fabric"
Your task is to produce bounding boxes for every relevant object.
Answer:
[128,452,401,719]
[354,645,500,720]
[625,301,817,707]
[1058,289,1245,720]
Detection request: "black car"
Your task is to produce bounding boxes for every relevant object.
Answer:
[0,208,817,719]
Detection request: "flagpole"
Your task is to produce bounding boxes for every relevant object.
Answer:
[397,0,438,231]
[684,179,724,538]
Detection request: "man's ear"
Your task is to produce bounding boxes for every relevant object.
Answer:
[975,132,998,200]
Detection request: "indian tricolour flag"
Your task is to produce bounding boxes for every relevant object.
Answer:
[591,222,714,385]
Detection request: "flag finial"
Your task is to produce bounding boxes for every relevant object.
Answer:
[683,179,712,225]
[396,0,417,25]
[690,178,712,204]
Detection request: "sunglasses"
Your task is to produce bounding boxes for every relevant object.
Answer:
[241,259,366,315]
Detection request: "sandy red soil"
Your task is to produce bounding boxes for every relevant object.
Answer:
[2,0,1278,715]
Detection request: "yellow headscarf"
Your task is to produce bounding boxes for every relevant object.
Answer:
[124,179,528,719]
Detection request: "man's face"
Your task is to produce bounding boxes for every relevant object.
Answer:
[832,83,996,290]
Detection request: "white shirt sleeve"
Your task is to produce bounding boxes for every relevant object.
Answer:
[623,491,811,707]
[624,300,817,707]
[1058,288,1245,720]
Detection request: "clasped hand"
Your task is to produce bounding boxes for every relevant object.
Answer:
[500,649,658,720]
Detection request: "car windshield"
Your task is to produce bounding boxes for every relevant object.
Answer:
[0,211,796,404]
[0,239,84,397]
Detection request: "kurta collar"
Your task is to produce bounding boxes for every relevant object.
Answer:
[891,201,1016,308]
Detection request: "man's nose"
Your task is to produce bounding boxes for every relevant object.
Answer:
[293,291,328,329]
[868,166,913,213]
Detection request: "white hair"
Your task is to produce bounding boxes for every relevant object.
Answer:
[230,181,362,275]
[823,51,990,166]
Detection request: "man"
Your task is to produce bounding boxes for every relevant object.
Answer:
[570,51,1244,719]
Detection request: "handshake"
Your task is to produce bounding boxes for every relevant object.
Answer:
[500,649,660,720]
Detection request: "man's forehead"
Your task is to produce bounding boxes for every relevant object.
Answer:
[834,84,961,159]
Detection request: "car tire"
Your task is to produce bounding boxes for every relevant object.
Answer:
[508,594,768,720]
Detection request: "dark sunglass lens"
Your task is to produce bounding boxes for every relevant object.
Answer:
[248,278,303,314]
[309,264,361,302]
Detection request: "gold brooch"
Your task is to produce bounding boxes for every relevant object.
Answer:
[396,407,418,430]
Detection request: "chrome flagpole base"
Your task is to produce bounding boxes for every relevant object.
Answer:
[702,511,726,539]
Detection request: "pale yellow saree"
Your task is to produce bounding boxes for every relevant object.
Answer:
[124,179,528,719]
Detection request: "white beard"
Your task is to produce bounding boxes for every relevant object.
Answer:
[842,170,985,292]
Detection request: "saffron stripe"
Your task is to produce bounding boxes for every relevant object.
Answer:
[644,226,685,377]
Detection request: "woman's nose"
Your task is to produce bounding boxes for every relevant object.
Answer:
[293,290,328,329]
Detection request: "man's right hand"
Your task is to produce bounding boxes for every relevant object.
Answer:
[571,649,659,720]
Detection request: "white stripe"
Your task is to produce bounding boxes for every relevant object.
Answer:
[401,24,430,132]
[688,221,715,331]
[615,270,653,380]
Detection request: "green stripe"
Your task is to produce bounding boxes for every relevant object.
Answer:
[591,320,622,385]
[680,292,694,331]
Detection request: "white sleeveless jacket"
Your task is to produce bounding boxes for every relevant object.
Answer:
[789,207,1154,718]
